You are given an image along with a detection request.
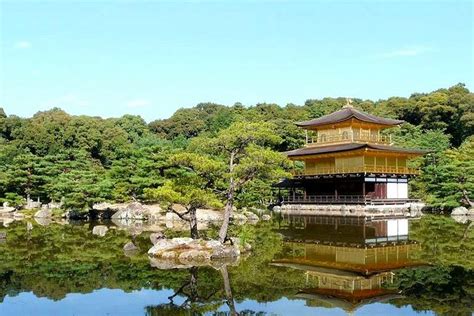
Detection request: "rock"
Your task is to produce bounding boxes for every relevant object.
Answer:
[148,237,194,256]
[272,206,281,213]
[112,202,149,220]
[0,206,15,214]
[165,212,180,221]
[146,204,164,220]
[210,244,240,259]
[179,249,212,262]
[0,232,6,239]
[150,232,165,245]
[35,217,52,226]
[27,222,33,231]
[13,212,24,219]
[261,214,271,221]
[452,215,468,224]
[196,209,223,221]
[452,206,469,216]
[242,211,259,221]
[34,209,52,218]
[123,241,139,252]
[92,225,109,237]
[231,213,247,222]
[2,218,14,227]
[252,208,266,215]
[165,209,222,222]
[148,238,242,264]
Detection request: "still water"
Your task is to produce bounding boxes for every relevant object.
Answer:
[0,215,472,316]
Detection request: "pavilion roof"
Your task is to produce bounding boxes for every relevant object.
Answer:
[296,106,404,128]
[285,143,428,158]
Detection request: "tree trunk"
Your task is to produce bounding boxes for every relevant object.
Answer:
[462,189,474,208]
[219,151,236,243]
[219,197,233,243]
[189,207,199,239]
[220,265,238,316]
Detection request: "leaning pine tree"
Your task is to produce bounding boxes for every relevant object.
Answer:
[144,152,223,239]
[190,122,291,243]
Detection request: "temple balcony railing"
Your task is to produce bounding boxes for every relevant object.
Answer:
[306,132,392,146]
[281,194,419,205]
[293,165,420,176]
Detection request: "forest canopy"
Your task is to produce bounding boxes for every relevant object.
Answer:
[0,83,473,211]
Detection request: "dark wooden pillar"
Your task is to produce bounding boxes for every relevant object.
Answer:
[362,181,366,196]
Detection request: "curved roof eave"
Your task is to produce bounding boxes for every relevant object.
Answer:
[296,107,404,128]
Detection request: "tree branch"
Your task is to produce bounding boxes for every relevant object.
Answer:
[168,206,192,222]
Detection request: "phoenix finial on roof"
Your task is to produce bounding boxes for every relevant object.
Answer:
[344,98,353,108]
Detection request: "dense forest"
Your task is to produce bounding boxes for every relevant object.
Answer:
[0,83,473,212]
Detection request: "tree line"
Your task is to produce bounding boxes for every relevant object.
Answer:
[0,83,473,213]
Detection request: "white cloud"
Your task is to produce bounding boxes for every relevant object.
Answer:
[127,99,151,108]
[14,41,32,49]
[380,46,432,58]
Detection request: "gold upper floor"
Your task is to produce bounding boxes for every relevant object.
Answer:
[304,122,393,147]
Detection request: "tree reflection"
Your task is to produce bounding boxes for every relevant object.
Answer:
[145,265,239,316]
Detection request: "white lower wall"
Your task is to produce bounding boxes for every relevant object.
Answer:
[387,183,398,198]
[387,182,408,198]
[398,183,408,199]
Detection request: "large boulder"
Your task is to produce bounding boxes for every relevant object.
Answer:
[0,204,15,214]
[452,215,469,224]
[451,206,469,216]
[92,225,109,237]
[93,202,127,212]
[148,238,243,266]
[123,241,139,252]
[112,202,149,220]
[35,217,52,226]
[13,212,25,219]
[242,211,259,222]
[262,214,271,221]
[146,204,164,220]
[231,213,247,222]
[196,209,223,221]
[272,206,281,213]
[148,237,194,255]
[2,218,14,227]
[165,209,223,222]
[34,209,52,218]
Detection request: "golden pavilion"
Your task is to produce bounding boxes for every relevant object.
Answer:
[279,101,426,204]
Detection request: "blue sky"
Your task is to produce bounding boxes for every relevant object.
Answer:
[1,1,472,122]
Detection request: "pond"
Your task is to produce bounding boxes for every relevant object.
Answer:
[0,215,472,316]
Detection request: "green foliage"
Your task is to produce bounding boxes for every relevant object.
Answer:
[420,138,474,207]
[0,84,472,210]
[408,215,473,268]
[390,266,473,316]
[0,193,25,208]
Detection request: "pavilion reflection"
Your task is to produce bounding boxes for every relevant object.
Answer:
[272,216,423,312]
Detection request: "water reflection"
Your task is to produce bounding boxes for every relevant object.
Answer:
[0,215,472,315]
[271,216,424,313]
